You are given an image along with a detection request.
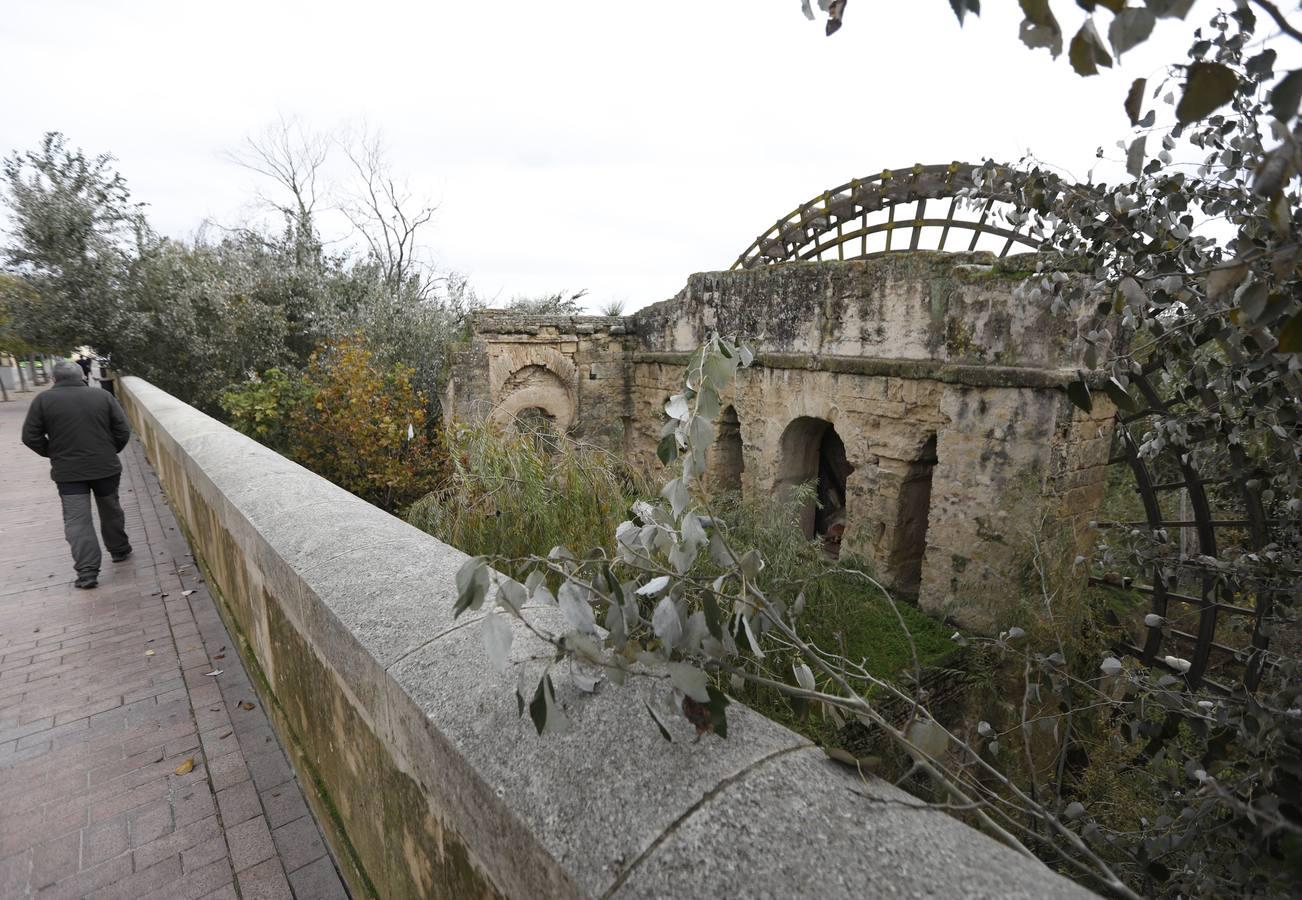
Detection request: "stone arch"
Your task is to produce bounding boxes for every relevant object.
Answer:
[886,433,938,594]
[708,405,745,493]
[491,364,576,434]
[775,416,854,554]
[488,346,576,399]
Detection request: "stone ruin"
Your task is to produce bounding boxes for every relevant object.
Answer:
[446,165,1117,630]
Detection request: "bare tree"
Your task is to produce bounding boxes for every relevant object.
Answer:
[227,117,329,265]
[338,128,438,300]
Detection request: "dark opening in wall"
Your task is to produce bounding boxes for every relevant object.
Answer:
[514,406,559,453]
[776,417,854,556]
[889,434,938,594]
[709,405,745,493]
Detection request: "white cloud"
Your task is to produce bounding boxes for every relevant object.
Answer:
[1,0,1216,310]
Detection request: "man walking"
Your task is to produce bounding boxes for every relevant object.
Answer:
[21,361,133,589]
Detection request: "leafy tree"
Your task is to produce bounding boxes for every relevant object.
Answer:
[1,131,147,350]
[0,273,39,356]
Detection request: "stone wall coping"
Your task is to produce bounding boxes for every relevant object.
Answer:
[121,374,1096,900]
[472,311,629,335]
[633,349,1084,389]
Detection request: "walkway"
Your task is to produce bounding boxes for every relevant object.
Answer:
[0,386,348,900]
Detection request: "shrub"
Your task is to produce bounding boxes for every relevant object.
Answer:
[288,337,445,513]
[407,417,645,561]
[219,367,315,456]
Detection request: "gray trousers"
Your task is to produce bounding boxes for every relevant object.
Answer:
[59,477,130,576]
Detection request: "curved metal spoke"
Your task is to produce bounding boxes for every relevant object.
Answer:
[731,162,1040,269]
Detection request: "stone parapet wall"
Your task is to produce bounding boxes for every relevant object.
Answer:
[119,375,1094,900]
[632,253,1099,371]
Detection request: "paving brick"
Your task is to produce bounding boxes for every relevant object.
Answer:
[87,777,168,823]
[34,852,132,900]
[183,834,230,874]
[29,830,79,891]
[172,784,217,828]
[236,856,293,900]
[288,855,349,900]
[0,848,32,897]
[246,748,293,793]
[216,778,263,827]
[198,882,239,900]
[126,797,174,847]
[86,854,182,900]
[271,815,326,875]
[207,749,250,791]
[226,815,275,873]
[258,781,310,830]
[81,815,129,867]
[132,814,221,871]
[0,716,53,744]
[0,803,86,858]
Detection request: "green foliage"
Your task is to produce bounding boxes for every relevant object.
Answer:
[1,132,145,351]
[219,368,315,456]
[406,417,645,561]
[0,273,38,355]
[288,338,446,514]
[505,288,588,315]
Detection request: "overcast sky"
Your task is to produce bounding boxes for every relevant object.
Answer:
[1,0,1220,311]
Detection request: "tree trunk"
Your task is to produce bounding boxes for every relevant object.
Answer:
[16,356,29,392]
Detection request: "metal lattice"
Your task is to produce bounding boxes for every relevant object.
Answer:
[731,162,1041,270]
[1092,332,1289,695]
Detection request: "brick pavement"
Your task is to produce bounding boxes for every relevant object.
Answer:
[0,386,348,900]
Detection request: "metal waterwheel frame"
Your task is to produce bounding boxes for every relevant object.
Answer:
[730,162,1042,270]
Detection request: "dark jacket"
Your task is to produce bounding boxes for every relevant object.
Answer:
[21,382,132,482]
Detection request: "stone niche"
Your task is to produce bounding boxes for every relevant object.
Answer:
[447,252,1116,632]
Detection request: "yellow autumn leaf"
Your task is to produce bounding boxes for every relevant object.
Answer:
[174,757,195,776]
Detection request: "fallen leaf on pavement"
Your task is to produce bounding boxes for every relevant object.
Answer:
[174,757,194,776]
[182,590,195,597]
[144,649,155,657]
[212,653,225,660]
[219,730,232,739]
[239,701,256,711]
[204,670,223,676]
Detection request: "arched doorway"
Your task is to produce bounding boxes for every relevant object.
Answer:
[776,417,854,555]
[491,364,575,435]
[888,434,937,593]
[708,405,744,493]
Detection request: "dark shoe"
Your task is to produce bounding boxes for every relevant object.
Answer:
[75,574,98,589]
[111,548,133,562]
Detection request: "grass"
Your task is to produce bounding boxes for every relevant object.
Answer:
[406,418,646,562]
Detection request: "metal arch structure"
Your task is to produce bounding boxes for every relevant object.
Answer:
[1091,332,1290,697]
[730,162,1042,271]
